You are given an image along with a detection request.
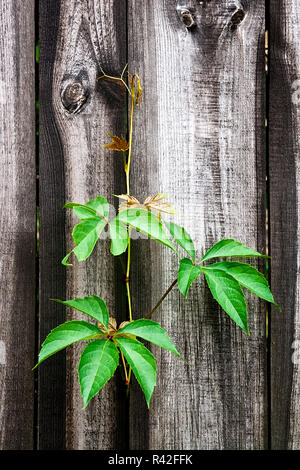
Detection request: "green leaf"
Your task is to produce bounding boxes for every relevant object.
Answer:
[62,198,109,264]
[78,338,119,408]
[205,262,281,310]
[116,319,182,357]
[204,269,249,334]
[62,218,107,265]
[62,251,73,266]
[201,239,268,263]
[109,217,129,256]
[84,197,109,218]
[51,296,110,328]
[164,222,195,260]
[115,336,156,407]
[177,258,203,297]
[64,203,97,219]
[118,208,176,252]
[72,218,107,262]
[34,321,101,368]
[64,197,109,220]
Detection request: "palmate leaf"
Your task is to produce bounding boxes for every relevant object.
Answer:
[51,296,109,328]
[200,239,268,263]
[118,208,176,252]
[177,258,203,297]
[205,262,281,310]
[116,319,182,357]
[164,222,195,261]
[79,338,119,408]
[103,134,129,152]
[114,336,156,407]
[204,269,249,334]
[109,217,129,256]
[34,320,101,368]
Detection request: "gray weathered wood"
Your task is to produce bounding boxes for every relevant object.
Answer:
[50,0,127,449]
[0,1,36,449]
[38,0,67,450]
[128,0,267,449]
[269,0,300,450]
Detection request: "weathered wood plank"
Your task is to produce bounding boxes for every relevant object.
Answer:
[38,0,67,450]
[269,0,300,450]
[0,1,36,449]
[50,0,127,449]
[128,0,266,449]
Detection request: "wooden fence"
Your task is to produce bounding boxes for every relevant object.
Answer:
[0,0,300,450]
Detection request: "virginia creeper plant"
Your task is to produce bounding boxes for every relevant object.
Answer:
[35,66,280,409]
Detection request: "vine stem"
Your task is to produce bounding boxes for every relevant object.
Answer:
[120,350,129,384]
[124,80,136,389]
[126,228,133,322]
[146,279,178,319]
[125,88,135,324]
[125,90,135,195]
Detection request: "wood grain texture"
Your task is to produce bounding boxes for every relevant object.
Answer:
[51,0,127,449]
[269,0,300,450]
[38,0,67,450]
[128,0,267,449]
[0,1,36,449]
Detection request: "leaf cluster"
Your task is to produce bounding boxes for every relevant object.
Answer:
[34,296,181,407]
[177,239,280,335]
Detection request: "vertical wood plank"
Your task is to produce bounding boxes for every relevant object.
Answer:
[0,1,35,449]
[38,0,67,449]
[49,0,127,449]
[269,0,300,450]
[128,0,266,449]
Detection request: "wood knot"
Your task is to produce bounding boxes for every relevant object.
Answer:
[177,8,195,29]
[62,82,88,113]
[229,9,245,31]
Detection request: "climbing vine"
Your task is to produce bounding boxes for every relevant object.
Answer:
[34,67,280,408]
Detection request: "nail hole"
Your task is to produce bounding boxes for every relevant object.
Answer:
[178,9,195,29]
[229,9,245,32]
